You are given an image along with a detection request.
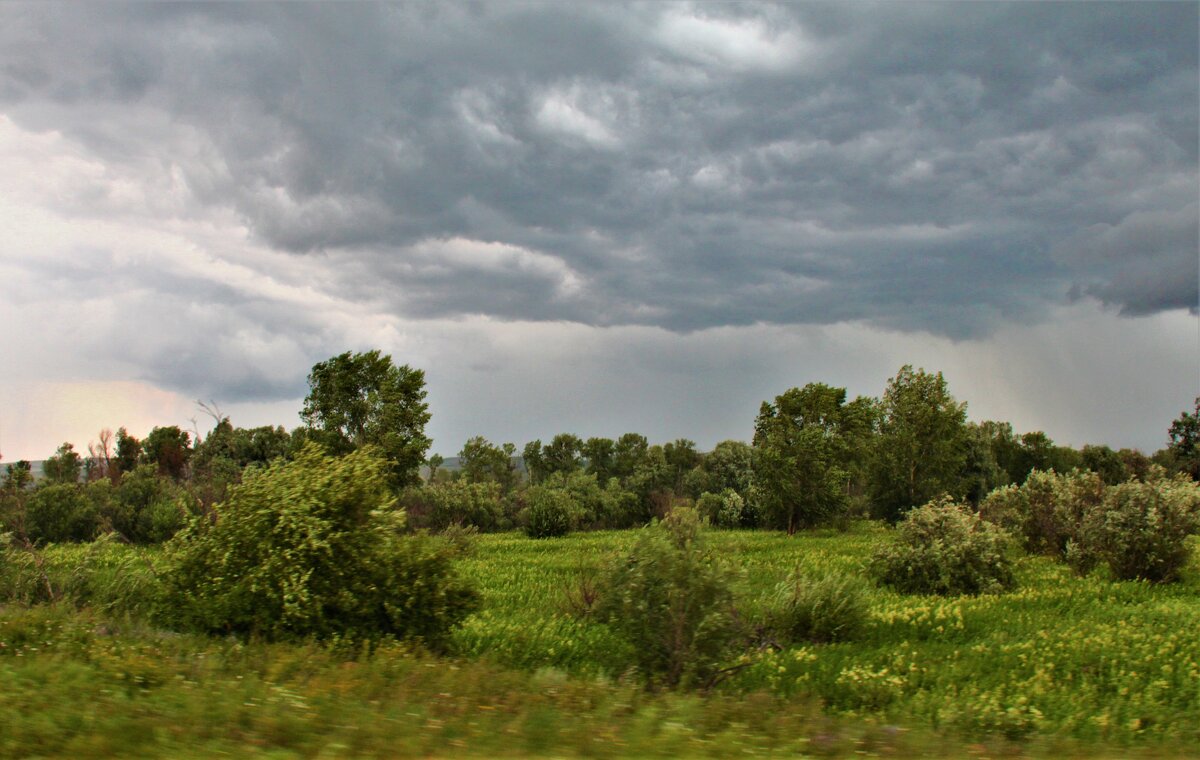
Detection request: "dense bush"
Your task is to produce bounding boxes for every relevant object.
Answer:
[769,568,870,644]
[696,489,748,529]
[25,484,97,544]
[599,478,644,528]
[979,469,1104,557]
[593,508,741,688]
[522,486,578,538]
[159,444,479,647]
[979,467,1199,583]
[402,480,506,532]
[870,497,1015,596]
[101,465,190,544]
[1069,472,1200,582]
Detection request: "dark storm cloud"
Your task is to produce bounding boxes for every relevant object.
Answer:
[2,1,1195,343]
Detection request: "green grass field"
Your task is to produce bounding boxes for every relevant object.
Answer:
[2,524,1198,757]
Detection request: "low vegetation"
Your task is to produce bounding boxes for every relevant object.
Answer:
[4,526,1199,756]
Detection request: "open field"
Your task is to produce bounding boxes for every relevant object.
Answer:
[3,524,1199,757]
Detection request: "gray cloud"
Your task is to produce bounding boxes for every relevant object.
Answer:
[1057,203,1199,315]
[0,1,1195,409]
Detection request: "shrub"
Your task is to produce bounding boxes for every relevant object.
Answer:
[593,507,741,688]
[402,481,505,532]
[600,478,643,529]
[104,465,190,544]
[158,443,479,647]
[25,484,97,544]
[870,497,1016,596]
[522,486,579,538]
[525,471,643,530]
[769,568,870,644]
[696,492,723,524]
[1069,472,1200,582]
[697,489,747,529]
[979,469,1104,557]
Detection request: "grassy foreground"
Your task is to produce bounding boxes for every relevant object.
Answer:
[2,524,1199,757]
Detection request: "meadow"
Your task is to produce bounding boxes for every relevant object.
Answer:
[2,524,1199,758]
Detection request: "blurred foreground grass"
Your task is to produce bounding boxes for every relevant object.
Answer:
[2,525,1198,757]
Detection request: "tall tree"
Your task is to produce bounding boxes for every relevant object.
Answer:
[694,440,754,497]
[459,436,518,493]
[522,440,546,485]
[114,427,142,478]
[541,433,583,477]
[870,366,968,521]
[301,350,431,489]
[612,433,650,482]
[961,422,1011,504]
[839,395,882,498]
[1011,431,1055,483]
[753,383,853,534]
[582,437,616,482]
[2,460,33,492]
[43,442,83,485]
[142,425,191,480]
[1080,444,1129,485]
[86,428,115,482]
[1166,397,1200,480]
[662,439,700,493]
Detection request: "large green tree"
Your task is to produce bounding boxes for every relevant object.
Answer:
[752,383,855,533]
[301,350,431,489]
[612,433,650,482]
[688,440,753,499]
[870,366,968,521]
[582,437,616,482]
[662,439,700,493]
[458,436,518,493]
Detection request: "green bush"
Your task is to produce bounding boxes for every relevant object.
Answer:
[593,507,741,688]
[769,568,870,644]
[696,489,747,529]
[599,478,643,528]
[530,471,643,530]
[1069,472,1200,582]
[870,497,1015,596]
[403,481,505,532]
[103,465,189,544]
[696,492,723,523]
[158,443,479,648]
[25,484,97,544]
[979,469,1105,557]
[522,486,579,538]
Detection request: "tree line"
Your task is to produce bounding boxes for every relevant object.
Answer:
[2,349,1198,546]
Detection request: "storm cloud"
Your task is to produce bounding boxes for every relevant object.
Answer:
[0,2,1195,456]
[4,2,1195,328]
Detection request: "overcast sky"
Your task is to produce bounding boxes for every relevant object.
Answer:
[1,1,1197,461]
